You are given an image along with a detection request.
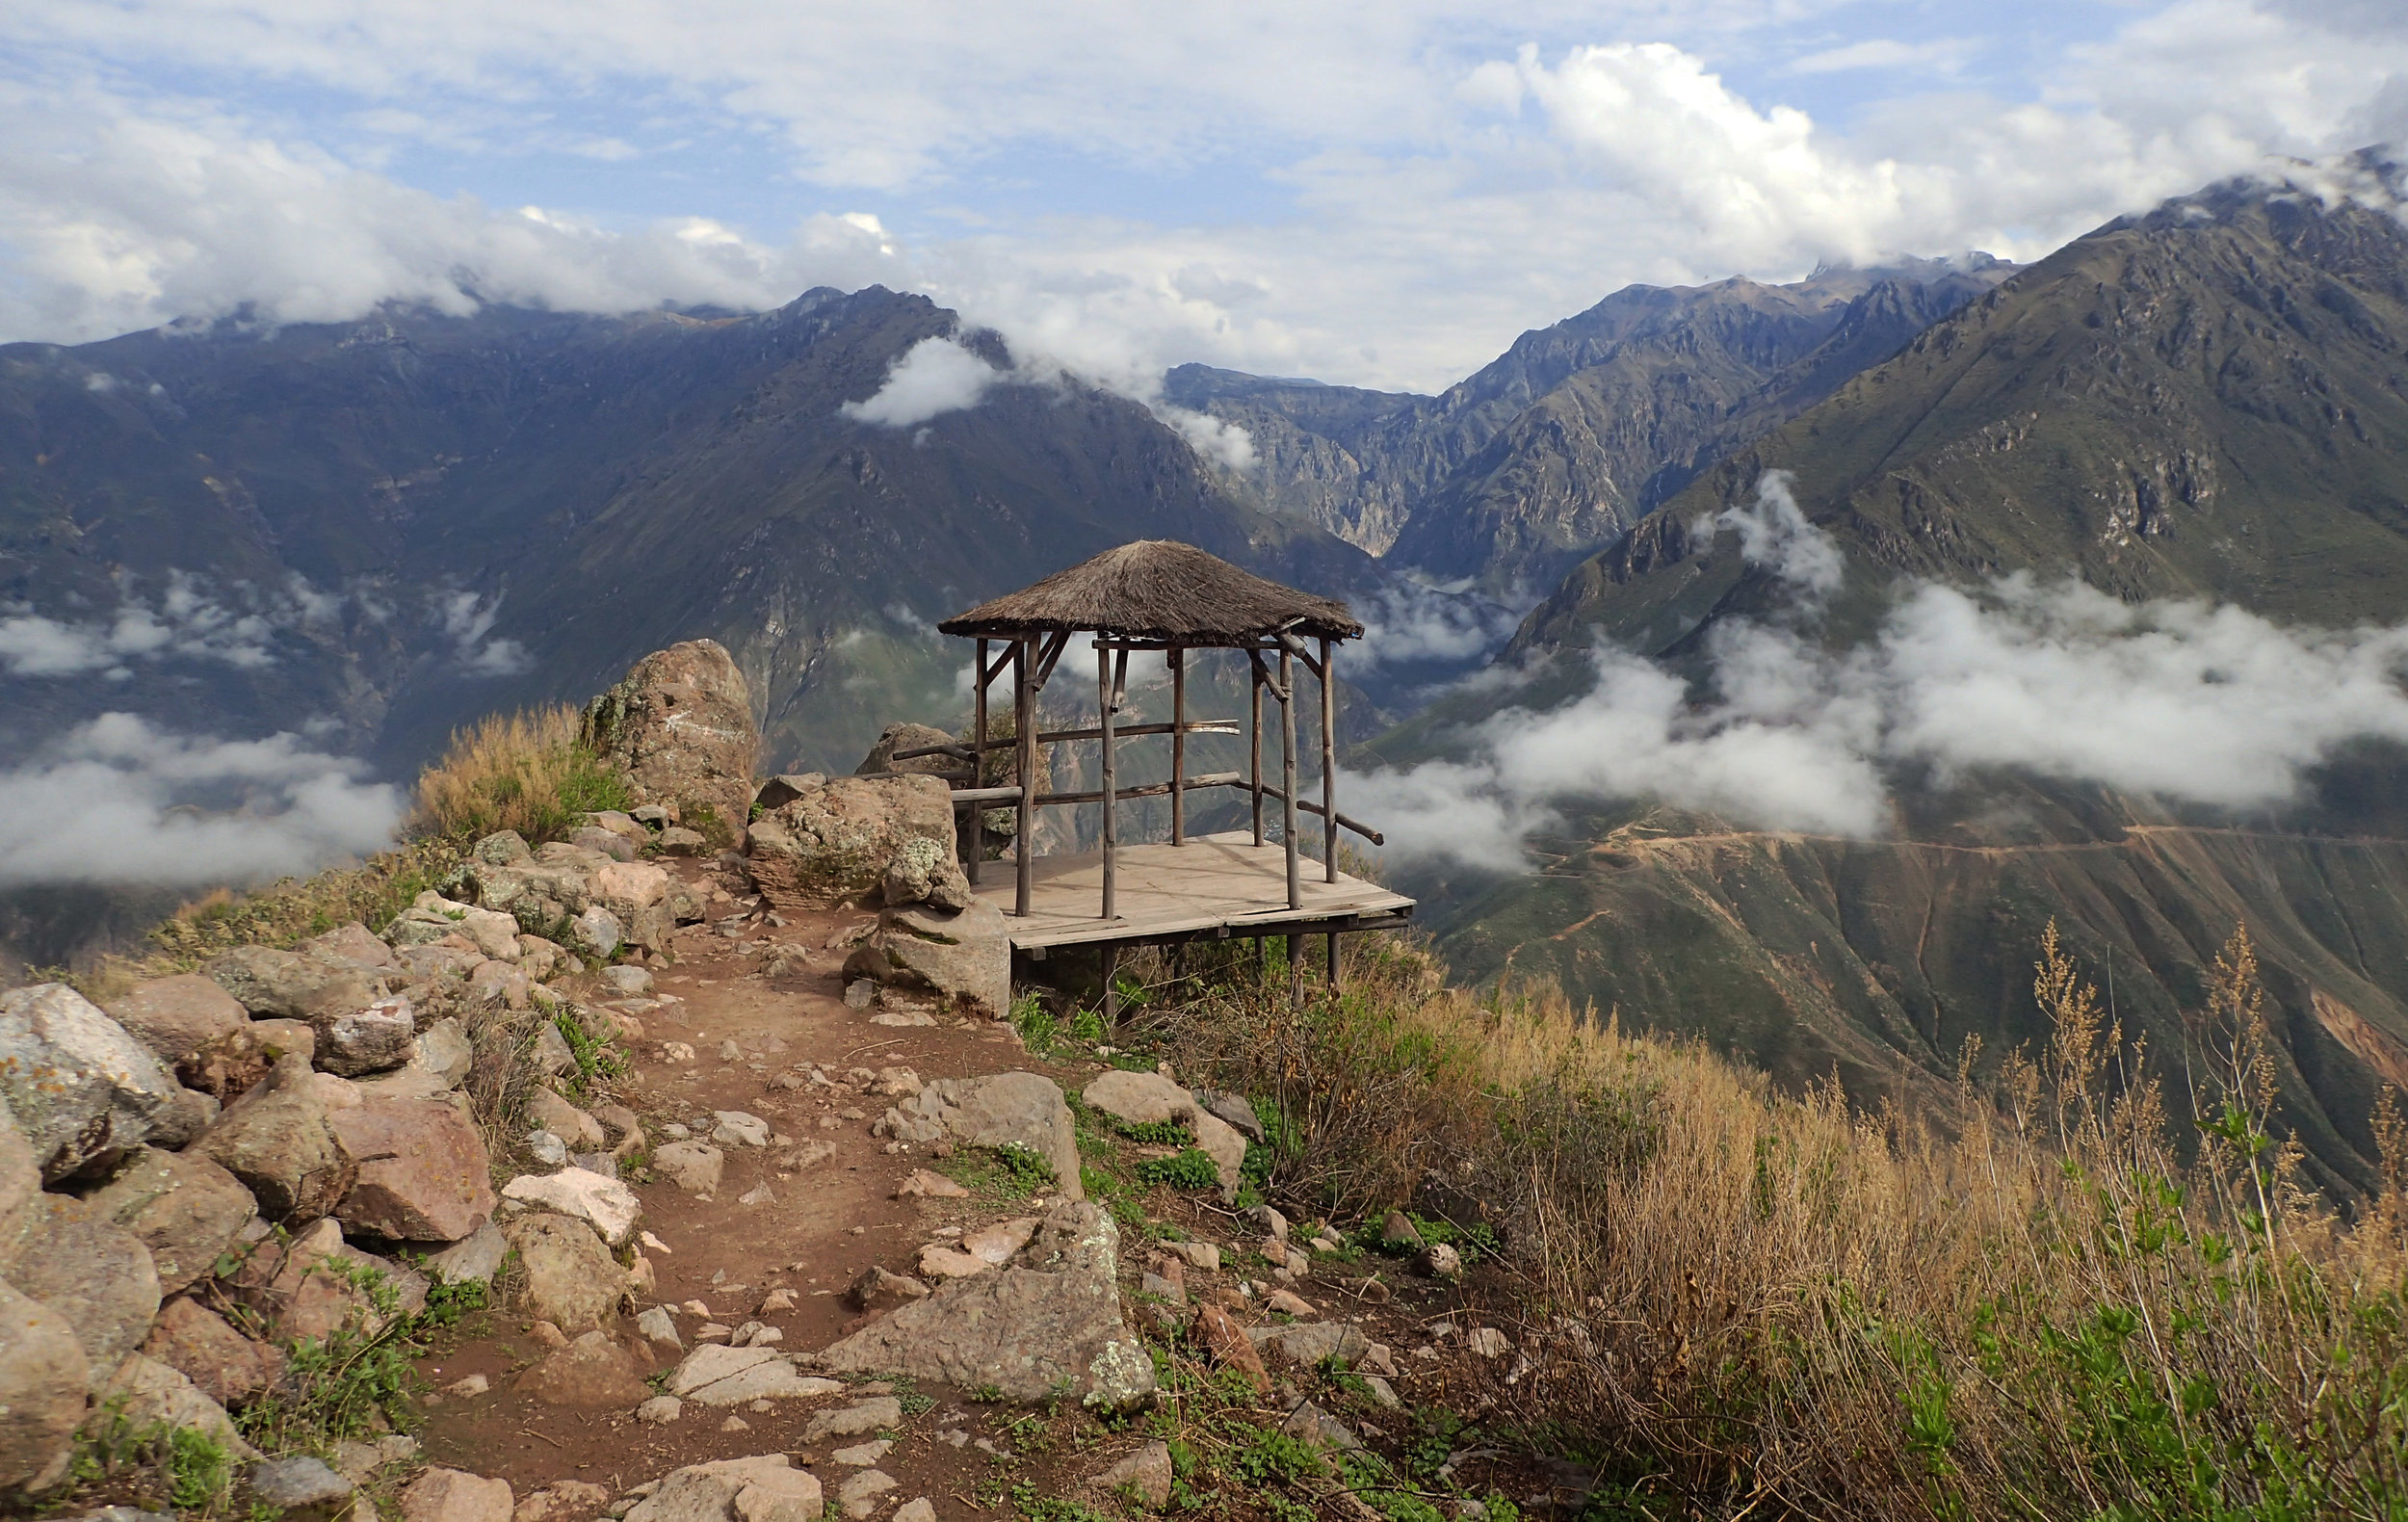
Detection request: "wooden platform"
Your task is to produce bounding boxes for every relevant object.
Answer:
[972,830,1415,951]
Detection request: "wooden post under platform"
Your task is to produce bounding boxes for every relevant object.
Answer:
[969,637,987,884]
[1170,647,1187,846]
[1014,637,1035,917]
[1098,637,1118,920]
[1279,645,1300,911]
[1321,635,1337,885]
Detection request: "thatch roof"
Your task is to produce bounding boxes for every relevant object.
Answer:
[939,540,1363,644]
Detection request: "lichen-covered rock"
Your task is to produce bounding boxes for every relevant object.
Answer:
[102,976,249,1067]
[502,1214,623,1332]
[842,900,1008,1018]
[1082,1070,1247,1202]
[0,1276,89,1491]
[621,1455,820,1522]
[583,640,759,834]
[819,1200,1152,1410]
[83,1145,257,1295]
[744,774,955,910]
[0,983,179,1181]
[315,995,419,1078]
[0,1194,161,1373]
[193,1054,357,1220]
[873,1072,1081,1201]
[205,945,388,1021]
[94,1354,258,1461]
[142,1296,284,1408]
[331,1097,496,1243]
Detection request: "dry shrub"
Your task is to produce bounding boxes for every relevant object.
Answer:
[1163,924,2408,1519]
[412,704,632,844]
[141,836,465,971]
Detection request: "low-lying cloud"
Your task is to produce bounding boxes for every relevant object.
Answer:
[0,572,292,678]
[0,714,405,887]
[1354,474,2408,869]
[842,336,1006,428]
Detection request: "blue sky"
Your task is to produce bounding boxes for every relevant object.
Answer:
[3,0,2403,392]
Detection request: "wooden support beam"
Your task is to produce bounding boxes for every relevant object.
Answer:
[980,771,1236,809]
[1032,629,1073,694]
[1015,637,1035,917]
[1098,638,1117,921]
[1249,659,1264,848]
[1170,647,1186,846]
[1027,720,1235,745]
[1288,932,1301,1006]
[1280,644,1299,911]
[1320,635,1338,885]
[968,636,987,886]
[1249,783,1385,846]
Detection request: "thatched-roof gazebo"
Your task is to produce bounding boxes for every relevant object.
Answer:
[930,540,1409,993]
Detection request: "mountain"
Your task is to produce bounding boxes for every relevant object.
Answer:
[0,287,1394,785]
[1392,163,2408,1194]
[1168,255,2016,590]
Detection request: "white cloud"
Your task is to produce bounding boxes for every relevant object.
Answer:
[0,713,404,887]
[841,336,1005,428]
[435,590,533,676]
[1357,475,2408,867]
[1787,39,1978,76]
[1693,470,1843,594]
[0,573,294,679]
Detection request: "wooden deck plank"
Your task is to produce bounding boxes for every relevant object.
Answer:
[973,830,1414,950]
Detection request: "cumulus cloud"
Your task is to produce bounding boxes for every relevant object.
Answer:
[841,336,1006,428]
[1356,475,2408,867]
[435,591,533,676]
[0,573,296,679]
[0,713,404,887]
[1352,578,1526,672]
[1694,470,1843,593]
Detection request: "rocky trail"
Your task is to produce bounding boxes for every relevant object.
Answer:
[1,642,1550,1522]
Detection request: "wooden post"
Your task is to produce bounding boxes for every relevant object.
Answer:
[1249,659,1264,848]
[1103,944,1119,1029]
[1014,637,1035,917]
[1279,645,1299,911]
[1098,636,1117,921]
[1327,932,1339,987]
[1288,932,1301,1006]
[1320,636,1337,885]
[1169,647,1187,847]
[968,637,987,886]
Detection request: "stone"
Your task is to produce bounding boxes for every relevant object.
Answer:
[878,837,973,911]
[834,1471,894,1513]
[1467,1325,1510,1358]
[468,961,532,1010]
[584,641,760,832]
[332,1097,497,1243]
[665,1345,842,1406]
[892,1168,969,1200]
[301,921,397,967]
[224,1218,428,1343]
[503,1215,626,1332]
[0,1115,36,1246]
[205,946,387,1022]
[193,1054,357,1220]
[594,1102,645,1151]
[1281,1400,1362,1452]
[331,1435,421,1484]
[0,1194,161,1372]
[637,1305,683,1350]
[842,898,1010,1019]
[399,1468,513,1522]
[845,1266,930,1312]
[1380,1210,1424,1250]
[917,1216,1037,1279]
[1194,1089,1265,1142]
[1421,1242,1463,1280]
[94,1354,257,1461]
[710,1111,770,1147]
[830,1440,891,1467]
[0,1275,88,1492]
[893,1503,936,1522]
[178,1019,311,1102]
[602,965,655,997]
[458,907,525,962]
[1083,1069,1247,1201]
[527,1132,570,1168]
[145,1085,220,1149]
[475,831,537,866]
[518,1329,653,1407]
[317,995,419,1077]
[653,1141,724,1196]
[426,1221,509,1285]
[1095,1440,1174,1507]
[512,1482,611,1522]
[0,983,179,1181]
[656,827,707,855]
[102,975,249,1066]
[636,1395,683,1426]
[821,1200,1151,1409]
[622,1456,820,1522]
[249,1456,355,1509]
[1249,1321,1371,1367]
[412,1019,476,1088]
[745,774,955,910]
[143,1297,283,1407]
[572,827,637,863]
[572,906,624,959]
[83,1145,257,1294]
[503,1167,641,1246]
[1246,1204,1289,1241]
[517,937,564,983]
[1265,1288,1316,1317]
[1192,1303,1270,1394]
[528,1089,608,1150]
[800,1399,902,1443]
[1164,1240,1220,1273]
[872,1072,1082,1201]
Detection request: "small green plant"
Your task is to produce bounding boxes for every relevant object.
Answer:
[1010,993,1060,1055]
[1138,1147,1221,1192]
[1117,1117,1196,1146]
[549,1008,626,1096]
[942,1143,1058,1201]
[886,1375,936,1417]
[169,1427,235,1512]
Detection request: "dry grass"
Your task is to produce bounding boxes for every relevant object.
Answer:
[1155,926,2408,1520]
[411,704,633,844]
[138,836,467,974]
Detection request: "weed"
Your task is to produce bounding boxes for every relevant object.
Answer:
[414,704,633,843]
[549,1007,626,1097]
[1117,1118,1196,1146]
[1138,1147,1221,1192]
[942,1143,1058,1201]
[169,1428,235,1512]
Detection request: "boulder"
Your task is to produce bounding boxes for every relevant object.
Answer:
[248,1456,355,1509]
[855,722,958,779]
[1094,1440,1175,1508]
[665,1345,842,1406]
[316,995,419,1077]
[0,1112,37,1245]
[410,1019,475,1089]
[1194,1089,1266,1142]
[571,907,623,959]
[744,774,955,910]
[501,1170,641,1247]
[193,1055,357,1220]
[583,640,759,833]
[205,945,387,1021]
[424,1221,509,1287]
[224,1218,428,1343]
[622,1456,821,1522]
[82,1145,257,1294]
[399,1468,513,1522]
[1248,1320,1371,1366]
[0,1276,89,1493]
[142,1297,284,1407]
[1083,1070,1246,1202]
[177,1019,314,1102]
[819,1200,1152,1410]
[878,838,974,911]
[1192,1302,1269,1395]
[102,976,249,1066]
[516,1329,652,1407]
[502,1215,624,1332]
[145,1086,221,1149]
[651,1141,723,1196]
[526,1089,607,1150]
[331,1097,497,1243]
[93,1354,257,1461]
[0,1194,161,1373]
[842,900,1009,1018]
[873,1073,1082,1200]
[844,1266,929,1312]
[300,922,396,968]
[0,983,179,1181]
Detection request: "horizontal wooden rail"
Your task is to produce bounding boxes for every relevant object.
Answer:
[1030,719,1238,745]
[946,772,1243,807]
[1249,783,1384,846]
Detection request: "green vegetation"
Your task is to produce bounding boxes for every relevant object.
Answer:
[549,1006,627,1098]
[942,1143,1058,1202]
[1136,1147,1221,1192]
[414,703,634,842]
